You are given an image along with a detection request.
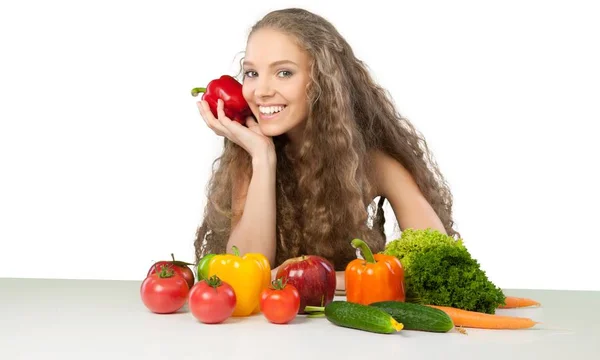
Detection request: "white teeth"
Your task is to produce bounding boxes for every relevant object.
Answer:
[259,105,285,115]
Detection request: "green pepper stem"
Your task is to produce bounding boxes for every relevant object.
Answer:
[231,246,240,257]
[351,238,376,263]
[191,87,206,97]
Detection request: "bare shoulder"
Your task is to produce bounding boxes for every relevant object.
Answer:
[368,149,447,233]
[368,149,415,193]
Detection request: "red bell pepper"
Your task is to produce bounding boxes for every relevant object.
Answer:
[191,75,252,125]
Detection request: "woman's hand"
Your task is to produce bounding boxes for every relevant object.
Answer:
[197,99,274,160]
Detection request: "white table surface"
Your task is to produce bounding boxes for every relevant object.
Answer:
[1,277,598,360]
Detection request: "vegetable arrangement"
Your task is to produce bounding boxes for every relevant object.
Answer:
[140,229,542,335]
[175,75,545,332]
[140,248,300,324]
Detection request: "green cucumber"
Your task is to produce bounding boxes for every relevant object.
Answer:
[309,301,404,334]
[369,301,454,332]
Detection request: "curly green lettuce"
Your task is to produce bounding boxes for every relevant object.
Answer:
[382,228,505,314]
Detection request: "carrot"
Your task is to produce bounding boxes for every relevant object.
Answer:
[498,296,541,308]
[427,305,538,329]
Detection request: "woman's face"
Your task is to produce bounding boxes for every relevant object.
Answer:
[242,28,311,139]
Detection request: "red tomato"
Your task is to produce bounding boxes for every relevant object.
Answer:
[188,275,236,324]
[140,266,189,314]
[146,255,195,290]
[260,278,300,324]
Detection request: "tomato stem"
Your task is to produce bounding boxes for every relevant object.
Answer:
[270,277,287,290]
[157,264,175,278]
[165,253,194,266]
[205,274,222,288]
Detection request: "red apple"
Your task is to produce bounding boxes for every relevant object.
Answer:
[276,255,336,314]
[147,253,195,290]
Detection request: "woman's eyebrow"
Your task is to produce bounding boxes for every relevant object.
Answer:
[243,60,298,67]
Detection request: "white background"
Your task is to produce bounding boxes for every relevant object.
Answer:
[1,0,598,291]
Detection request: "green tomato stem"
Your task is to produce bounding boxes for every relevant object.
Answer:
[205,274,222,288]
[270,277,287,290]
[169,253,194,266]
[157,264,175,278]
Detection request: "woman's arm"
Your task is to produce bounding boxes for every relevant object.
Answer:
[335,271,346,291]
[371,150,447,234]
[197,99,278,263]
[227,153,278,265]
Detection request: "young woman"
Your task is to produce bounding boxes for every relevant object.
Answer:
[194,8,459,290]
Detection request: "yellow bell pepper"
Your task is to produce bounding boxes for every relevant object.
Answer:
[206,246,271,317]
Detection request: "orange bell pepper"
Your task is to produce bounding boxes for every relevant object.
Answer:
[206,246,271,316]
[345,238,405,305]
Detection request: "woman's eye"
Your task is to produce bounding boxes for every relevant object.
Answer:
[278,70,293,78]
[244,70,257,78]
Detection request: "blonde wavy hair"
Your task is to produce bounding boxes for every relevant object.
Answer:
[194,8,459,270]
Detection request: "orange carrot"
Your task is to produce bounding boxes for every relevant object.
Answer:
[427,305,538,329]
[498,296,541,308]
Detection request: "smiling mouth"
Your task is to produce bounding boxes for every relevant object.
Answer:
[259,105,287,116]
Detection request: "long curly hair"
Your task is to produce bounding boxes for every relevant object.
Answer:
[194,8,459,270]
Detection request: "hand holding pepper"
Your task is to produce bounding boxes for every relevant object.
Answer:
[191,75,252,125]
[195,76,275,161]
[197,99,275,161]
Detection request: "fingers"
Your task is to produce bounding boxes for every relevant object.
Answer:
[196,101,210,127]
[216,99,227,122]
[216,99,248,135]
[245,116,261,133]
[214,99,239,130]
[245,116,259,127]
[196,99,268,155]
[197,100,227,136]
[216,99,245,130]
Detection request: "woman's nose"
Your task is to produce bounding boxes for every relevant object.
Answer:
[255,78,275,97]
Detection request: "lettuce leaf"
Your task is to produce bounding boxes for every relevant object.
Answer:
[382,228,505,314]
